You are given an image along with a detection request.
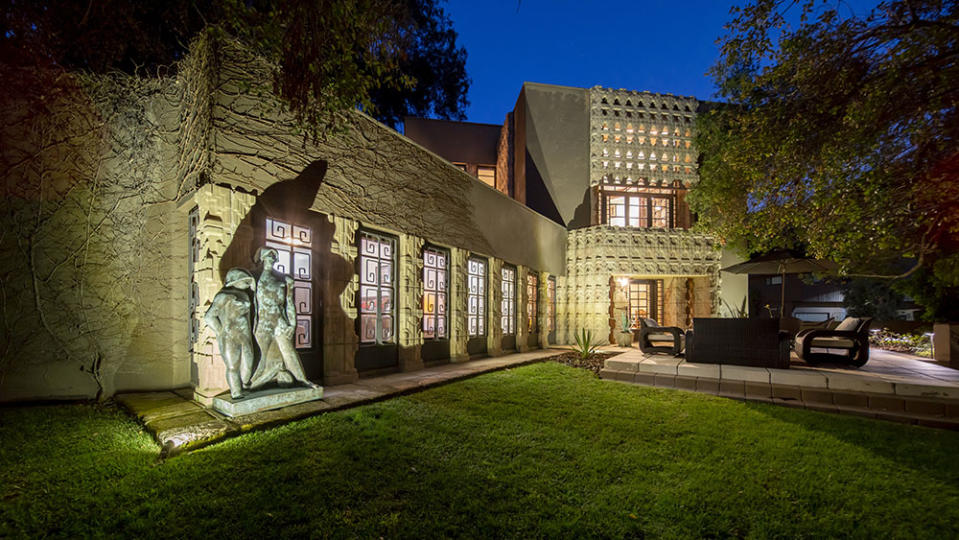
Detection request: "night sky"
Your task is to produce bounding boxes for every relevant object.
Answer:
[444,0,884,126]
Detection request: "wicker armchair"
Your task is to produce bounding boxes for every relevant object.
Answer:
[794,317,872,368]
[636,318,684,356]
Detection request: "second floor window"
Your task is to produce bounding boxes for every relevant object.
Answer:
[602,186,677,229]
[477,166,496,187]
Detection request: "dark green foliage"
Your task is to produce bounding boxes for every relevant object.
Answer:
[841,278,906,320]
[2,363,959,537]
[692,0,959,319]
[0,0,469,134]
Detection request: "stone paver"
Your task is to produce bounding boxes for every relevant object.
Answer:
[117,348,565,456]
[598,347,959,430]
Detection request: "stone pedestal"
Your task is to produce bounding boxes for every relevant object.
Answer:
[212,386,323,417]
[933,323,959,367]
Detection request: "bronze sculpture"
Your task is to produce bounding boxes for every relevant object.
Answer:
[205,246,318,400]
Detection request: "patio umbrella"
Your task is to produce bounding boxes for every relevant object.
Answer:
[720,249,838,318]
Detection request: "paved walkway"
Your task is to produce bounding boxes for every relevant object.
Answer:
[117,349,565,456]
[600,347,959,429]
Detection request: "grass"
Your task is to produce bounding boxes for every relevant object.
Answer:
[2,362,959,538]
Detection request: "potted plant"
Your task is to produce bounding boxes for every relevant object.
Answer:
[615,310,634,347]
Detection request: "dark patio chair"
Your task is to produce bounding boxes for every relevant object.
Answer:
[794,317,872,368]
[636,318,683,356]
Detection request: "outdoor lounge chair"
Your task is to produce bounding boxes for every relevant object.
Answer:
[794,316,872,367]
[636,318,684,356]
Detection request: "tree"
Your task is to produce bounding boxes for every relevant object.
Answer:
[691,0,959,319]
[0,0,469,135]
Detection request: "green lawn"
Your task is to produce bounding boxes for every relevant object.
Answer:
[2,362,958,538]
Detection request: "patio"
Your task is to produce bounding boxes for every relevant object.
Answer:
[600,347,959,429]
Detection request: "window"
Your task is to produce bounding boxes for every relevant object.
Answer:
[602,186,676,229]
[547,277,556,333]
[452,162,467,172]
[501,266,516,335]
[467,257,486,337]
[422,247,448,340]
[266,217,313,348]
[477,166,496,187]
[628,279,663,326]
[527,272,539,333]
[188,207,200,349]
[358,231,395,345]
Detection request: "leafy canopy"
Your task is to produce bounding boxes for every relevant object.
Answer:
[0,0,469,135]
[691,0,958,301]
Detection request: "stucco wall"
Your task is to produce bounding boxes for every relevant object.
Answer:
[0,43,213,401]
[210,40,566,276]
[520,83,591,228]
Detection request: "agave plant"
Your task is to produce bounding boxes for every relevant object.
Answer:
[572,328,600,361]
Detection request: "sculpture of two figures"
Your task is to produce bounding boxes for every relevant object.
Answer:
[204,247,319,399]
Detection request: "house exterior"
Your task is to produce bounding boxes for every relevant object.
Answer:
[407,83,735,345]
[0,36,741,403]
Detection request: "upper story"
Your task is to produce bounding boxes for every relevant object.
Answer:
[406,83,707,232]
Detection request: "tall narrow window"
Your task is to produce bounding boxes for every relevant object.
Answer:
[467,258,486,337]
[547,277,556,333]
[265,217,313,348]
[628,279,664,326]
[188,207,200,349]
[527,273,539,333]
[358,231,395,345]
[501,266,516,335]
[422,247,448,340]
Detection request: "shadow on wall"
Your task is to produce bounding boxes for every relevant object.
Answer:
[217,160,357,383]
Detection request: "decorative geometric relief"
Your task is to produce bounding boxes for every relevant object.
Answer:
[467,257,487,337]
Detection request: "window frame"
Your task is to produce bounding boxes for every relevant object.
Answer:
[526,272,539,334]
[601,186,677,229]
[357,229,398,346]
[265,216,315,349]
[501,265,517,336]
[422,245,449,341]
[467,256,487,338]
